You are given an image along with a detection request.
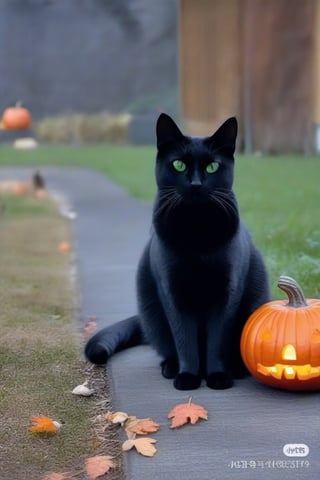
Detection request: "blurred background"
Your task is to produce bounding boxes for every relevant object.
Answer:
[1,0,319,153]
[1,0,320,396]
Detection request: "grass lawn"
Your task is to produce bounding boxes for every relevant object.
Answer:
[0,143,320,300]
[0,192,122,480]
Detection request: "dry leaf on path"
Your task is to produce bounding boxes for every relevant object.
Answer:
[58,241,71,253]
[85,455,114,480]
[125,417,160,435]
[107,411,129,426]
[42,473,69,480]
[29,416,61,434]
[168,398,208,428]
[72,381,95,397]
[82,316,97,337]
[122,437,157,457]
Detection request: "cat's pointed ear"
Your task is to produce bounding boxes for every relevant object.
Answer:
[156,113,184,148]
[209,117,238,154]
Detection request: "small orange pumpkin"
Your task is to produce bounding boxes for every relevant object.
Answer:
[240,276,320,391]
[2,102,32,130]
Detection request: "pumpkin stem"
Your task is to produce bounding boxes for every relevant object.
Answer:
[277,275,308,308]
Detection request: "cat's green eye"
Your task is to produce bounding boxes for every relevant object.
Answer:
[172,160,187,172]
[206,162,219,174]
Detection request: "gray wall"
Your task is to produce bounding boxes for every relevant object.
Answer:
[0,0,178,120]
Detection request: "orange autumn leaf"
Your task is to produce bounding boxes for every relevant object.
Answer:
[58,241,71,253]
[29,416,60,434]
[125,417,160,435]
[85,455,114,480]
[14,182,30,196]
[168,398,208,428]
[122,436,157,457]
[82,316,97,337]
[107,411,129,426]
[42,473,69,480]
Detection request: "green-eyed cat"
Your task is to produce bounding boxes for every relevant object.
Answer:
[85,114,270,390]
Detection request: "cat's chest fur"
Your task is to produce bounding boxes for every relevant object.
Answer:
[150,236,233,314]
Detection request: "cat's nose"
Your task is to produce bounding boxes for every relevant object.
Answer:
[191,179,202,188]
[190,170,202,187]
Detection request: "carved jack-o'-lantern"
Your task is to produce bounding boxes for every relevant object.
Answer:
[240,276,320,391]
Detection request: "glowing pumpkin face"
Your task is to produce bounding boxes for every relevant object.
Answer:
[241,276,320,391]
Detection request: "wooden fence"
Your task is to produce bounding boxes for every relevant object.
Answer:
[179,0,317,153]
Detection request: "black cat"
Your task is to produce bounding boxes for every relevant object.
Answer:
[85,113,270,390]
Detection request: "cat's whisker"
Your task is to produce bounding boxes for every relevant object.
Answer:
[214,187,231,194]
[154,188,182,223]
[209,192,237,219]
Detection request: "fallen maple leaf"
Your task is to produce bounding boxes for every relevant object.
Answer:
[122,436,157,457]
[125,417,160,435]
[29,416,61,434]
[58,241,71,253]
[82,316,97,337]
[168,398,208,428]
[85,455,114,480]
[42,473,69,480]
[107,411,129,426]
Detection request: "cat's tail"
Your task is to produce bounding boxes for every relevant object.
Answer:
[85,315,145,365]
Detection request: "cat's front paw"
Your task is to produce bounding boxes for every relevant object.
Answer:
[206,372,233,390]
[174,372,202,390]
[161,359,179,379]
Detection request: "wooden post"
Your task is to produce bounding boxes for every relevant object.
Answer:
[243,0,254,154]
[179,0,241,136]
[314,0,320,152]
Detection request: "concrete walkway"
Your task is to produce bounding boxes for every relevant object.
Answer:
[1,166,319,480]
